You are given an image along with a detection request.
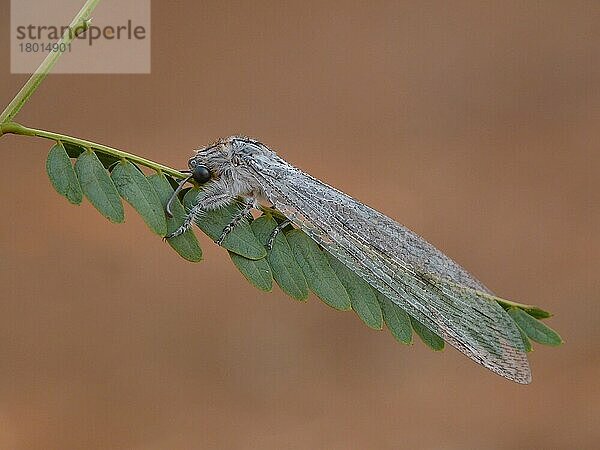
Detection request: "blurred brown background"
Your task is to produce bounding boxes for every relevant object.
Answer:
[1,1,598,449]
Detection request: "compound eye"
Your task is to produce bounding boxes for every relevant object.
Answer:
[191,165,211,184]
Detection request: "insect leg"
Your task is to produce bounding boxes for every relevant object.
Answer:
[215,197,257,245]
[266,216,294,250]
[165,191,235,239]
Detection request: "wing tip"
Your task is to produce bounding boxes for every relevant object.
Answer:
[503,364,532,384]
[486,350,532,384]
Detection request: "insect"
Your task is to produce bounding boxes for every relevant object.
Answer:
[166,136,531,384]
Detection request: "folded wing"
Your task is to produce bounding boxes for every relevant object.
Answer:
[249,159,530,383]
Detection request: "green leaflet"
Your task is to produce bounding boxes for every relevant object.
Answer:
[251,216,308,301]
[500,303,551,320]
[515,323,533,352]
[229,251,273,292]
[327,254,383,329]
[410,317,445,351]
[74,150,124,223]
[46,142,82,205]
[63,142,119,169]
[248,215,277,246]
[508,307,563,346]
[183,188,266,260]
[517,306,552,320]
[376,292,413,344]
[111,161,167,236]
[147,174,202,262]
[286,229,351,311]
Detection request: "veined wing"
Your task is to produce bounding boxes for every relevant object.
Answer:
[247,155,530,383]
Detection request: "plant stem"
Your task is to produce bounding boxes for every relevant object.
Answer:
[0,0,183,178]
[1,122,187,179]
[0,0,102,124]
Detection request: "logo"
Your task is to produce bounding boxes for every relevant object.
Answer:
[11,0,151,74]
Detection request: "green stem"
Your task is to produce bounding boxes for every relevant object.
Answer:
[1,122,187,179]
[0,0,102,124]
